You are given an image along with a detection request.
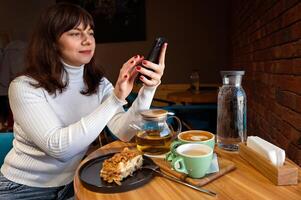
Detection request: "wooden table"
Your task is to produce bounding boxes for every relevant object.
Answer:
[167,85,219,104]
[74,141,301,200]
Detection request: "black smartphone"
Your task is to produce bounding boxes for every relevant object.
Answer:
[136,37,167,83]
[146,37,167,64]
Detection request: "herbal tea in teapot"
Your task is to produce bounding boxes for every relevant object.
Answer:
[136,130,173,155]
[133,109,182,155]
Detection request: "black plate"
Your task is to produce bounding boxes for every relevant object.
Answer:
[79,153,155,193]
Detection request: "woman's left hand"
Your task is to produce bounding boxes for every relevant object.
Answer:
[137,43,168,87]
[113,43,168,101]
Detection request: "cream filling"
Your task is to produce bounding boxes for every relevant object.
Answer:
[118,155,143,179]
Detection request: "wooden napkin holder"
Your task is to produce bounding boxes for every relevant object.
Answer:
[239,143,298,185]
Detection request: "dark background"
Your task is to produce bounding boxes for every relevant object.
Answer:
[57,0,146,43]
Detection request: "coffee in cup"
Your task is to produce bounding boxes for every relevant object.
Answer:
[176,130,215,149]
[179,130,213,142]
[166,130,215,162]
[171,143,213,178]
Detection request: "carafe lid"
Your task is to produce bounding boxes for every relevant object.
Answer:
[220,70,245,86]
[140,109,168,119]
[220,70,245,76]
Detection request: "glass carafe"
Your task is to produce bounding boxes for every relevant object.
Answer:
[217,71,247,151]
[131,109,182,155]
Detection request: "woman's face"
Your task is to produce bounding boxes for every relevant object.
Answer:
[58,23,95,66]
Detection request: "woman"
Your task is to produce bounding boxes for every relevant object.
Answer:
[0,3,167,200]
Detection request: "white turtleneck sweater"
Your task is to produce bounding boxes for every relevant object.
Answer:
[1,62,157,187]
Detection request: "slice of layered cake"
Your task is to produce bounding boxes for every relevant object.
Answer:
[100,148,143,185]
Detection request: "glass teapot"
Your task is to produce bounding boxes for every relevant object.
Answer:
[130,109,182,155]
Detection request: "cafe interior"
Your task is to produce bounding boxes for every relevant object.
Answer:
[0,0,300,199]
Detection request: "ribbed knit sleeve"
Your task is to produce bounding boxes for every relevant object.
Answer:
[107,85,158,141]
[9,77,126,162]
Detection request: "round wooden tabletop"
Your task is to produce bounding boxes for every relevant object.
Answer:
[74,141,301,200]
[167,90,218,104]
[166,86,219,104]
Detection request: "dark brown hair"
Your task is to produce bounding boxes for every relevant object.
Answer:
[23,3,104,95]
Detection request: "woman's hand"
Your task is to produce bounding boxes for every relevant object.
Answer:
[137,43,168,87]
[114,55,144,101]
[113,43,168,101]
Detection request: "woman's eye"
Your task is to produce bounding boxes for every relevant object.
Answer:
[70,32,80,36]
[89,32,94,36]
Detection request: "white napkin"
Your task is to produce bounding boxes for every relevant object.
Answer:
[207,153,219,174]
[247,136,285,167]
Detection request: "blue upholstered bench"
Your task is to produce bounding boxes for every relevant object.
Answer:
[0,132,14,166]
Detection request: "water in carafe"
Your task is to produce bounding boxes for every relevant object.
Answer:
[217,71,247,151]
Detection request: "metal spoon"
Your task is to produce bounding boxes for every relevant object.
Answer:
[142,164,217,197]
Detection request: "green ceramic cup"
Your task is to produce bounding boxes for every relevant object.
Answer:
[166,130,215,162]
[171,143,213,178]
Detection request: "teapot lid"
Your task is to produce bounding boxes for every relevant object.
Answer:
[140,109,168,119]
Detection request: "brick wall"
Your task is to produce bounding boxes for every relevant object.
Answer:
[230,0,301,165]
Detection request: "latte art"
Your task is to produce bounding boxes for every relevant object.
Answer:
[180,131,213,142]
[191,135,209,141]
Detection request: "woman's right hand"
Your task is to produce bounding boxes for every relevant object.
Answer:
[114,55,144,101]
